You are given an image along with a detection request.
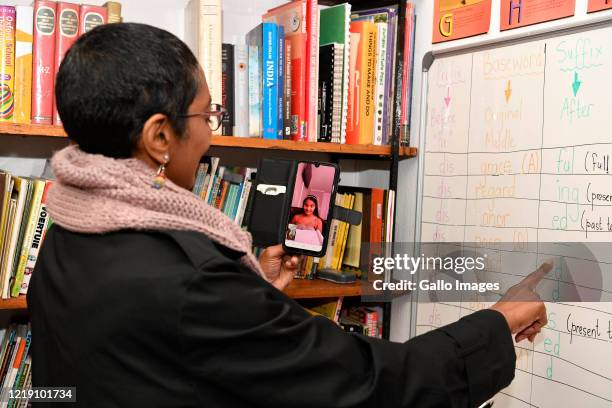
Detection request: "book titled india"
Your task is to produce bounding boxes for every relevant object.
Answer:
[31,0,56,125]
[277,26,284,139]
[262,22,279,140]
[78,4,107,35]
[0,6,16,123]
[53,2,80,125]
[13,6,33,125]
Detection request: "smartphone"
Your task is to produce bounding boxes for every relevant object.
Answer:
[283,161,340,257]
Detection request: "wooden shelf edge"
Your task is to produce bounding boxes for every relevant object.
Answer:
[0,124,418,158]
[0,296,27,310]
[284,279,364,299]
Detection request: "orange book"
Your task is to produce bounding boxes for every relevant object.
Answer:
[370,188,384,244]
[346,21,377,145]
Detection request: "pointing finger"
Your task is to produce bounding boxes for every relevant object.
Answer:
[523,260,554,290]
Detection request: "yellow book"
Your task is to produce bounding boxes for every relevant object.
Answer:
[0,6,16,122]
[319,194,344,271]
[358,22,377,145]
[13,6,33,124]
[11,179,44,297]
[103,2,122,24]
[332,193,352,270]
[343,192,363,269]
[337,193,355,269]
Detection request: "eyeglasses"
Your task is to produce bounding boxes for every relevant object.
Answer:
[179,103,227,131]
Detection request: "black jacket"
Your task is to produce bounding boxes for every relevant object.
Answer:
[28,226,516,407]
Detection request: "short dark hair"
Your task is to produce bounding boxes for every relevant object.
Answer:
[56,23,201,158]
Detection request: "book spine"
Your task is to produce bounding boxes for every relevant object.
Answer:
[400,4,415,144]
[276,26,284,139]
[53,2,80,125]
[0,6,16,123]
[345,30,360,145]
[331,45,343,143]
[221,43,234,135]
[359,23,376,145]
[305,0,319,142]
[382,11,398,145]
[13,6,32,125]
[32,1,57,125]
[317,45,333,142]
[78,5,107,35]
[235,179,251,226]
[373,23,387,146]
[199,0,222,135]
[262,23,278,140]
[103,1,122,24]
[233,42,248,137]
[11,181,44,298]
[246,27,261,137]
[283,39,292,139]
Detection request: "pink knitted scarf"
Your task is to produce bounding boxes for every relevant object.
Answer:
[47,145,265,278]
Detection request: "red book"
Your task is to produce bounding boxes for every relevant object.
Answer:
[263,1,307,141]
[370,188,384,244]
[53,2,80,125]
[78,5,107,35]
[304,0,318,142]
[31,0,57,125]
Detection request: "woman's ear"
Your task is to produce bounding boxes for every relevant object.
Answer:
[138,113,176,164]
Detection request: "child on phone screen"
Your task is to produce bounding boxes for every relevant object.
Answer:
[290,195,323,233]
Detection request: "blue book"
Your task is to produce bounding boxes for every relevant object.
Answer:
[277,26,285,139]
[262,22,279,140]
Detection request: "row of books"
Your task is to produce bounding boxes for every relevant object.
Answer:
[296,187,395,280]
[0,0,121,126]
[218,1,416,145]
[0,324,32,408]
[191,158,255,227]
[306,298,383,338]
[0,172,52,299]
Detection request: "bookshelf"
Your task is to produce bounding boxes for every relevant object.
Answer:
[0,124,417,158]
[0,0,418,342]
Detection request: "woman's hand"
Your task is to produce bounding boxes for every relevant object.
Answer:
[259,245,302,291]
[490,261,553,343]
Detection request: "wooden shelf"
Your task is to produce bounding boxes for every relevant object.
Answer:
[284,279,365,299]
[0,124,417,159]
[210,136,417,158]
[0,296,27,310]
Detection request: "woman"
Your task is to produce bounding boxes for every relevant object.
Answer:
[291,195,324,233]
[28,23,549,407]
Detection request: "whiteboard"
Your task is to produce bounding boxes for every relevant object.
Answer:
[418,23,612,408]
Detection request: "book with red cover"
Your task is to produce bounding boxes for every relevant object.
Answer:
[53,2,80,125]
[304,0,318,142]
[370,188,384,244]
[263,1,307,141]
[31,0,57,125]
[78,4,107,35]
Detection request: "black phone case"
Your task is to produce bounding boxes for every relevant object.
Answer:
[247,158,296,247]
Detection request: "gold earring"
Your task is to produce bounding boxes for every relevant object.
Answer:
[152,154,169,189]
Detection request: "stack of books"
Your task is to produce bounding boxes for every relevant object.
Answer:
[195,1,416,145]
[0,1,121,127]
[0,324,32,407]
[296,187,395,280]
[0,172,52,299]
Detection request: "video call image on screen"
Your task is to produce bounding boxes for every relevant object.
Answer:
[285,163,335,252]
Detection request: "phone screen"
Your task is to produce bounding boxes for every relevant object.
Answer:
[284,162,338,254]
